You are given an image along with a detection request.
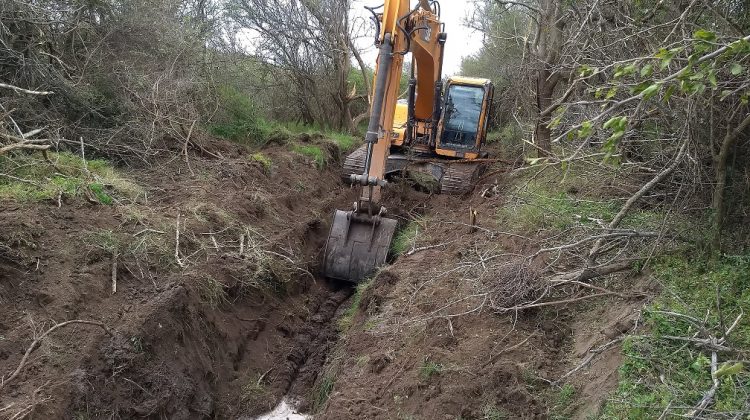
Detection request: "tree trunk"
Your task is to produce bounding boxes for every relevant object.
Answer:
[534,68,554,157]
[711,113,750,254]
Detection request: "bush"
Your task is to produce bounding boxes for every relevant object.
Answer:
[209,85,269,145]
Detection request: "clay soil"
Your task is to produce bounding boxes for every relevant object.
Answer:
[1,137,653,419]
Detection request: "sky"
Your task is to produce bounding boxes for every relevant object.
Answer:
[352,0,484,76]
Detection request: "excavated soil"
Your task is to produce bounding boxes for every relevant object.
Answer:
[1,136,653,419]
[0,138,357,419]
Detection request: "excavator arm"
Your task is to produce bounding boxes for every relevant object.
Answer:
[324,0,446,283]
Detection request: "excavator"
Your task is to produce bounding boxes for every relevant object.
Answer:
[323,0,495,283]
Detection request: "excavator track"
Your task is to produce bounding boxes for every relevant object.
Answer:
[440,162,485,195]
[341,145,485,195]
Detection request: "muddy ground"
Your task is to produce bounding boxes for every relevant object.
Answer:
[1,136,652,419]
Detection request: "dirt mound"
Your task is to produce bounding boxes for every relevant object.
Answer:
[0,139,354,419]
[315,168,654,419]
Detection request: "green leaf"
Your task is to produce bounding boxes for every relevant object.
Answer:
[714,362,744,379]
[708,70,718,88]
[731,63,744,76]
[603,116,621,130]
[616,116,628,131]
[693,29,716,42]
[605,87,618,99]
[640,64,653,77]
[663,84,676,103]
[642,84,660,100]
[578,65,596,77]
[577,121,593,138]
[594,87,604,99]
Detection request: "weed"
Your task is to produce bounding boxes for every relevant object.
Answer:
[481,404,507,420]
[291,144,326,169]
[208,86,270,145]
[89,183,113,204]
[497,184,617,233]
[601,253,750,418]
[197,275,227,307]
[130,336,144,353]
[557,384,575,407]
[73,411,90,420]
[241,372,270,409]
[314,374,335,410]
[550,384,576,419]
[88,230,122,254]
[293,181,306,192]
[250,152,272,173]
[391,220,423,256]
[279,121,359,152]
[419,360,444,380]
[356,355,370,367]
[337,279,372,332]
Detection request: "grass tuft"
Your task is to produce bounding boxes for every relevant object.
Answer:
[391,220,423,256]
[292,144,327,169]
[0,152,142,203]
[419,360,444,381]
[250,152,272,173]
[314,374,335,410]
[337,279,372,332]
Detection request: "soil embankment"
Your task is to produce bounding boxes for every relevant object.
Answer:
[0,138,355,419]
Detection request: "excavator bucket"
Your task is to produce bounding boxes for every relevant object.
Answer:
[323,210,397,283]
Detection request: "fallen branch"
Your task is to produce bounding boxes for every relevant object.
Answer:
[548,261,634,283]
[0,320,112,391]
[111,252,118,294]
[0,82,53,96]
[175,214,185,268]
[405,240,456,256]
[499,292,615,312]
[553,337,625,385]
[588,135,690,263]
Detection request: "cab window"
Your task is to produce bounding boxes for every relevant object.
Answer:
[440,85,485,149]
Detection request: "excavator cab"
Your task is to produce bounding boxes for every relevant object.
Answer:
[435,77,495,160]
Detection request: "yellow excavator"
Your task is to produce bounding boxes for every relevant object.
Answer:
[323,0,495,283]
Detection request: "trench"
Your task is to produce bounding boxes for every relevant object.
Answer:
[249,282,352,419]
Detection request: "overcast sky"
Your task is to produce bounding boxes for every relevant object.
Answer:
[353,0,483,76]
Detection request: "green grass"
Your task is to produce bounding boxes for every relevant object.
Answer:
[481,404,508,420]
[550,384,576,419]
[601,253,750,419]
[419,360,444,381]
[337,279,372,332]
[496,170,665,234]
[498,184,618,232]
[291,144,327,169]
[280,121,358,152]
[0,152,142,203]
[314,374,335,410]
[208,85,271,145]
[250,152,272,173]
[391,220,423,256]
